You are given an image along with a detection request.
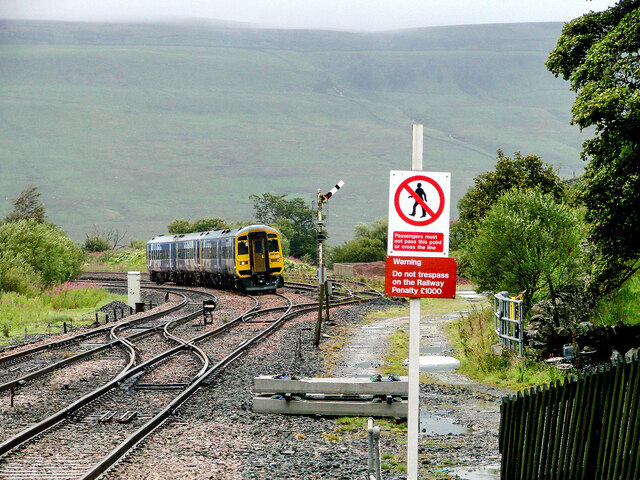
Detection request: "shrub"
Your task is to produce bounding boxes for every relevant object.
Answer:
[0,220,82,287]
[0,251,42,296]
[83,235,112,252]
[129,238,147,249]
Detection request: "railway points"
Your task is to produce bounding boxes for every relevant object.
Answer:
[0,272,384,479]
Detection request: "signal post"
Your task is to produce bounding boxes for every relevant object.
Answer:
[314,180,344,348]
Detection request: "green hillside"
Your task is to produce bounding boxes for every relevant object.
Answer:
[0,20,588,245]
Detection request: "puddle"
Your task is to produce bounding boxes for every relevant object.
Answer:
[353,361,375,369]
[453,463,501,479]
[420,347,443,355]
[419,355,460,372]
[419,410,473,435]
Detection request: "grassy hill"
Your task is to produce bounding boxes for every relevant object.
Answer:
[0,20,588,245]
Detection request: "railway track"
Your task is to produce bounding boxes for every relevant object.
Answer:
[0,274,384,479]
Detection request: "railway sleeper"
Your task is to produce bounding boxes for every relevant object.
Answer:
[118,411,138,423]
[98,411,117,423]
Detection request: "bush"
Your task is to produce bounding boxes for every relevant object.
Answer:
[129,238,147,249]
[43,281,109,310]
[0,251,41,296]
[0,220,82,287]
[329,237,386,266]
[83,235,112,252]
[467,189,583,313]
[284,257,315,276]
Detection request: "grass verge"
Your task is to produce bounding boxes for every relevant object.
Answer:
[0,281,127,346]
[447,306,565,389]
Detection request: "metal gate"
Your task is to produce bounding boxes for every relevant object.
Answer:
[494,291,524,356]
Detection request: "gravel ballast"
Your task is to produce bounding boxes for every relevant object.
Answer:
[99,295,504,480]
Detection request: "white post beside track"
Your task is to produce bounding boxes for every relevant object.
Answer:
[407,124,423,480]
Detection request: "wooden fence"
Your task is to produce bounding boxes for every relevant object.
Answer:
[499,355,640,479]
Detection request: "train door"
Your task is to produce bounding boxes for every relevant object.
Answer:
[250,232,267,274]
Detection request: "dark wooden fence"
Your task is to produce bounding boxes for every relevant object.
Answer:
[499,355,640,479]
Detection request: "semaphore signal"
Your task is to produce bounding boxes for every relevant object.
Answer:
[322,180,344,202]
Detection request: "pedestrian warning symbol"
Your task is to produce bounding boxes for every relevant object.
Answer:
[387,170,450,258]
[393,175,445,227]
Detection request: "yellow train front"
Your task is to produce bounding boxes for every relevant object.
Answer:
[150,224,284,292]
[216,224,284,292]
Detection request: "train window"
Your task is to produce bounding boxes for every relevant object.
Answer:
[253,240,263,254]
[268,239,279,253]
[237,241,249,255]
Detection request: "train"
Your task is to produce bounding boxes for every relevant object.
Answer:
[146,224,284,292]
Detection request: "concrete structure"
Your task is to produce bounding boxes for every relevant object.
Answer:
[253,376,408,417]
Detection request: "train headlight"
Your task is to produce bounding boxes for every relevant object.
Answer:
[239,260,249,265]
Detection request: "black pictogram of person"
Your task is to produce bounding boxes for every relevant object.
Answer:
[409,183,427,217]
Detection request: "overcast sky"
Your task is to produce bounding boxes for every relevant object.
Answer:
[0,0,619,31]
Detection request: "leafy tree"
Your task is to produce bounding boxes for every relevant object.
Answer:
[330,238,386,265]
[250,193,316,260]
[467,189,584,315]
[546,1,640,295]
[3,185,47,223]
[329,217,388,266]
[457,150,565,244]
[353,217,388,250]
[167,217,230,234]
[0,220,82,288]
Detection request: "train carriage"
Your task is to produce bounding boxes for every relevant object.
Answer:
[146,224,284,292]
[146,235,174,283]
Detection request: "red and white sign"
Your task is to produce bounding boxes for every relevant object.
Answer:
[385,256,457,298]
[387,171,450,258]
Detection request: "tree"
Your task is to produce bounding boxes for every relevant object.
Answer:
[329,217,388,265]
[0,220,82,288]
[546,1,640,295]
[250,193,316,260]
[82,225,127,250]
[467,189,584,315]
[3,185,47,223]
[167,217,230,234]
[457,150,565,244]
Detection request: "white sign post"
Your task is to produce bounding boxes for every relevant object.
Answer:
[389,125,454,479]
[407,125,422,480]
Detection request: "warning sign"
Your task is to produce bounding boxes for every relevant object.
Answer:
[385,256,457,298]
[392,231,444,253]
[393,175,445,227]
[387,171,450,257]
